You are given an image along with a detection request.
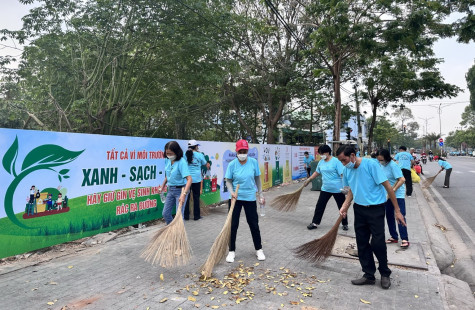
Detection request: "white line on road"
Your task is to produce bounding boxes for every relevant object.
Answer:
[469,171,475,173]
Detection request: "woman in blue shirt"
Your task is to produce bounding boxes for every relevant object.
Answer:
[304,145,348,231]
[437,157,453,188]
[377,149,409,248]
[184,139,207,221]
[225,139,265,263]
[159,141,192,225]
[303,152,315,177]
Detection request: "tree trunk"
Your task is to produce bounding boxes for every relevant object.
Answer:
[367,99,379,154]
[332,61,342,145]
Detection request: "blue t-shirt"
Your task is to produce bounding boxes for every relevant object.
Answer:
[394,151,413,170]
[380,161,406,199]
[343,158,388,206]
[188,151,207,183]
[225,157,260,201]
[165,157,190,186]
[303,155,314,167]
[316,157,344,193]
[438,160,452,170]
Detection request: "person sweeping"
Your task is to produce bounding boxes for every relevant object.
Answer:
[377,149,409,248]
[158,141,192,225]
[184,139,207,221]
[225,139,265,263]
[304,144,348,231]
[437,157,452,188]
[336,145,406,290]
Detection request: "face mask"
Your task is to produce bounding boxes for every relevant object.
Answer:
[380,161,388,166]
[167,155,176,161]
[345,157,355,169]
[321,155,327,160]
[237,154,248,161]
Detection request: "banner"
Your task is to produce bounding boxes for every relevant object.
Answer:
[291,146,315,180]
[0,128,314,259]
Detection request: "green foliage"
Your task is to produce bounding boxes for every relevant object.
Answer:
[466,62,475,110]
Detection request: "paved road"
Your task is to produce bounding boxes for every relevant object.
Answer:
[420,156,475,245]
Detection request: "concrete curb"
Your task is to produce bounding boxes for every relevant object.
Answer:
[416,183,475,305]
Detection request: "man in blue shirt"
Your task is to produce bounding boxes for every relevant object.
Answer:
[336,145,406,290]
[303,151,315,177]
[394,146,414,197]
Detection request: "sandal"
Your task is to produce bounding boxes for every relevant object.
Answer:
[386,238,398,244]
[401,240,410,248]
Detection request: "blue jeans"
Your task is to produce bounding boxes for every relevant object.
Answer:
[162,186,189,225]
[385,198,408,241]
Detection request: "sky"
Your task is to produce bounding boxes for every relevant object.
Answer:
[1,1,474,138]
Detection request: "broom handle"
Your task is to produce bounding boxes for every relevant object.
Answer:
[176,187,186,215]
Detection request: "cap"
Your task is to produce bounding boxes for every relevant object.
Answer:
[188,139,199,147]
[236,139,249,151]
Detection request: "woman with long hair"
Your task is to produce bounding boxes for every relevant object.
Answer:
[377,149,409,248]
[304,144,348,231]
[159,141,192,225]
[184,140,207,221]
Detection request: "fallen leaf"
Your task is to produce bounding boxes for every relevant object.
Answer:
[146,308,150,310]
[360,299,371,304]
[188,296,197,302]
[223,291,228,295]
[159,298,168,303]
[194,304,201,308]
[192,291,199,296]
[211,306,219,309]
[68,266,73,269]
[290,301,299,305]
[32,288,38,291]
[254,263,259,266]
[160,274,164,281]
[211,297,215,301]
[415,295,419,298]
[49,282,58,285]
[47,302,55,305]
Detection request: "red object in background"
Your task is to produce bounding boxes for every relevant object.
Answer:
[414,165,421,174]
[264,162,269,183]
[211,178,217,192]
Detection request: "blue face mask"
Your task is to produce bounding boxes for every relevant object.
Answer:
[345,157,355,169]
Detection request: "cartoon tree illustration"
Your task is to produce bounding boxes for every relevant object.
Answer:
[2,136,84,229]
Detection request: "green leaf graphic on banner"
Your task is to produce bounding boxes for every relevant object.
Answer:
[4,139,84,230]
[2,136,18,176]
[21,145,83,170]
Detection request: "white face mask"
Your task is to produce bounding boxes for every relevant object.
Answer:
[237,154,248,161]
[321,155,327,160]
[345,157,356,169]
[167,155,176,161]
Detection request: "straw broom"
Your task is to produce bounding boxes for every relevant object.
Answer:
[270,183,306,212]
[293,215,343,263]
[189,194,210,217]
[141,188,192,268]
[199,185,240,278]
[421,170,442,188]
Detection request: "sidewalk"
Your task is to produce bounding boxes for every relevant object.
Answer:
[0,182,473,310]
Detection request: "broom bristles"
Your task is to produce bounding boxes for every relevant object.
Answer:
[141,189,192,268]
[270,184,305,212]
[421,170,441,188]
[199,185,240,278]
[293,215,343,263]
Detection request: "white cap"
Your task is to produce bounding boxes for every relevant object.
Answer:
[188,139,199,147]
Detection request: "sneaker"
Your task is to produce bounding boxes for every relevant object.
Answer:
[342,225,348,231]
[226,251,235,263]
[307,223,318,230]
[351,276,375,285]
[256,249,266,261]
[381,276,391,289]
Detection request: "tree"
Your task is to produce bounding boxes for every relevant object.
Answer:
[466,61,475,110]
[460,105,475,128]
[448,0,475,43]
[424,132,440,150]
[369,116,399,149]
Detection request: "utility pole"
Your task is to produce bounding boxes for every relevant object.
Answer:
[354,82,363,152]
[429,103,455,155]
[418,116,433,150]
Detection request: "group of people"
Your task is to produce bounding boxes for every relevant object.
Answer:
[158,138,454,291]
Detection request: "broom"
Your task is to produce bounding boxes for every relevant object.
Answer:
[421,170,442,188]
[141,188,192,268]
[293,215,343,263]
[199,185,240,278]
[188,194,210,218]
[270,183,306,212]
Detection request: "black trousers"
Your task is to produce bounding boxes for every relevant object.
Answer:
[228,200,262,252]
[312,191,348,226]
[401,168,412,196]
[306,167,311,177]
[184,182,201,220]
[444,168,452,187]
[354,203,391,279]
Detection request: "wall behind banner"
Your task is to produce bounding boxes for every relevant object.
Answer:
[0,129,314,259]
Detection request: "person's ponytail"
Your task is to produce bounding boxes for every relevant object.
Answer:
[186,148,194,164]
